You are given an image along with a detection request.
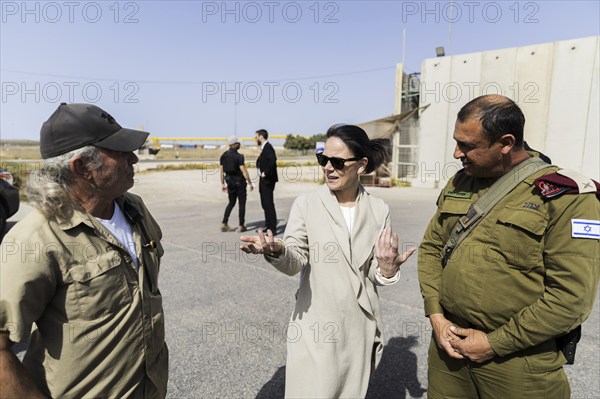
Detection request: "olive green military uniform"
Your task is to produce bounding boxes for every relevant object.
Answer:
[0,193,168,398]
[418,161,600,398]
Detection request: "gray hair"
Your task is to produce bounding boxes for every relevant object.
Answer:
[26,146,103,220]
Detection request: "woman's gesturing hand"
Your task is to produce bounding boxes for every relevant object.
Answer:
[375,226,416,278]
[240,229,285,258]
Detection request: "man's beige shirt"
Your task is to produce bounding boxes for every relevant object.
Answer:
[0,193,168,398]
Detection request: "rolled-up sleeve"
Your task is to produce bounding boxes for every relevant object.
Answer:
[1,228,57,343]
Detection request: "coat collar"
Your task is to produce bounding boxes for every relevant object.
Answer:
[316,184,381,269]
[317,184,352,265]
[317,184,384,319]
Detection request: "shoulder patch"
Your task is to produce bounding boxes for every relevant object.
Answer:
[557,169,597,193]
[536,180,571,198]
[534,172,600,199]
[571,219,600,239]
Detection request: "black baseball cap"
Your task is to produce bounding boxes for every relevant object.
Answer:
[40,103,149,159]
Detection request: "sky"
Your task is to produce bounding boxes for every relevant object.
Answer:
[1,0,599,142]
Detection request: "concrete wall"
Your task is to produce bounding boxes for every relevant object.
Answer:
[412,36,599,188]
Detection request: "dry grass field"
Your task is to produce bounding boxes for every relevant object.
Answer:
[1,142,304,162]
[0,144,42,160]
[0,142,316,191]
[0,142,403,193]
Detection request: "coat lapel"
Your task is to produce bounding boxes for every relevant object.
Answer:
[317,185,384,320]
[350,187,384,319]
[317,185,352,267]
[351,186,384,269]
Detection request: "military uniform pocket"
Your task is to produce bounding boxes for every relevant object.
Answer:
[493,206,548,269]
[439,198,472,235]
[68,252,132,320]
[439,197,472,215]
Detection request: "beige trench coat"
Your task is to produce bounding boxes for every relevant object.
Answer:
[267,184,393,398]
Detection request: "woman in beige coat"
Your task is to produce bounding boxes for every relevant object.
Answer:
[241,124,415,398]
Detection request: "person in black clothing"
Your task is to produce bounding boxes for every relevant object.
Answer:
[255,129,278,234]
[219,136,253,232]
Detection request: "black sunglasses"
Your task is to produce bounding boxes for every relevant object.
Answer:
[316,153,360,170]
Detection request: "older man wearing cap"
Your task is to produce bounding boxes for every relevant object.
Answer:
[219,136,253,232]
[0,103,168,398]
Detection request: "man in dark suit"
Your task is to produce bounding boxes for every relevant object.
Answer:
[255,129,278,234]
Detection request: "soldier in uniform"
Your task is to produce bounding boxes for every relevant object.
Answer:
[418,95,599,398]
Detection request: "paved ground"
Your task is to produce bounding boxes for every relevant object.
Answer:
[7,165,599,399]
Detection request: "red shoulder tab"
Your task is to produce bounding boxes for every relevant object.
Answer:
[534,173,600,199]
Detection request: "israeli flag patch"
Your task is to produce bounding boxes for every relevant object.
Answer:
[571,219,600,239]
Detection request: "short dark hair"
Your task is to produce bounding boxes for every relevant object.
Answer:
[256,129,268,139]
[326,124,390,174]
[457,95,525,147]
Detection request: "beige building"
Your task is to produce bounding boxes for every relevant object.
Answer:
[395,36,599,188]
